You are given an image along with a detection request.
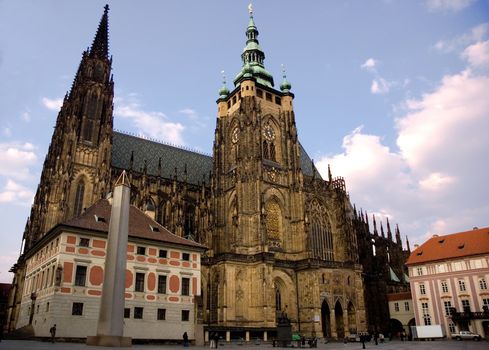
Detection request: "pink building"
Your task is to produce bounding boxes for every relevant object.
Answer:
[14,199,205,341]
[406,227,489,339]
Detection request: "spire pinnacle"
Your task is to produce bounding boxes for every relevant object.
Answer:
[234,4,274,88]
[89,4,110,59]
[218,70,230,99]
[280,64,292,93]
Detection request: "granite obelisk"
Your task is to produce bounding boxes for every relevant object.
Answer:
[87,171,132,347]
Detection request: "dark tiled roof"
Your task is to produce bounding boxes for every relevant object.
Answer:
[112,131,318,182]
[112,132,213,186]
[406,227,489,265]
[64,199,205,250]
[299,142,321,179]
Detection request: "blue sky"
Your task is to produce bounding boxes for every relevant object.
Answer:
[1,0,488,282]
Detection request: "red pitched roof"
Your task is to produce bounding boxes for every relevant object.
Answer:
[63,199,205,250]
[406,227,489,265]
[387,292,412,301]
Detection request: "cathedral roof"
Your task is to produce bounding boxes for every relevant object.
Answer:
[406,226,489,265]
[112,131,213,185]
[112,131,320,183]
[64,198,205,250]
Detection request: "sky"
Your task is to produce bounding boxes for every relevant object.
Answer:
[0,0,488,283]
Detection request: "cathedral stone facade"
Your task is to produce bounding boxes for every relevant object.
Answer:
[7,6,410,341]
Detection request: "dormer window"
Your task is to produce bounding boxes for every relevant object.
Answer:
[150,225,160,233]
[94,215,106,222]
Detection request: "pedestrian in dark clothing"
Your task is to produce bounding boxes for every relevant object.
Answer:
[183,331,189,347]
[360,334,366,349]
[50,324,56,343]
[374,332,378,345]
[214,333,219,348]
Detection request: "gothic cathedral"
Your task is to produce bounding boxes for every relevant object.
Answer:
[7,6,410,340]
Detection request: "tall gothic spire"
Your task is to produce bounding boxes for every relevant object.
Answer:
[89,4,110,59]
[234,4,274,87]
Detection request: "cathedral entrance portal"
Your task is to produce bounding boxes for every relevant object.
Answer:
[321,300,331,339]
[335,301,344,339]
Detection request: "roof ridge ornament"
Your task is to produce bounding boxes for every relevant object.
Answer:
[248,3,253,16]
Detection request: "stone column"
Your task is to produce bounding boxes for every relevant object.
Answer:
[87,171,132,347]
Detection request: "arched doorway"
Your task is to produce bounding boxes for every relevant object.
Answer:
[347,302,356,334]
[407,318,416,340]
[335,301,344,339]
[321,300,331,339]
[389,318,404,339]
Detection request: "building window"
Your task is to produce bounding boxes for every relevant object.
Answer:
[421,302,431,325]
[444,301,452,316]
[36,305,39,314]
[461,299,470,313]
[404,302,410,311]
[416,267,423,276]
[135,273,145,292]
[441,281,449,293]
[158,275,167,294]
[124,308,130,318]
[182,277,190,296]
[74,266,87,286]
[134,307,143,319]
[136,246,146,255]
[479,278,487,290]
[182,310,190,321]
[482,298,489,311]
[182,253,190,261]
[394,302,399,312]
[159,249,167,258]
[72,302,83,316]
[419,283,426,295]
[458,280,466,292]
[449,323,456,333]
[74,181,85,217]
[79,238,90,247]
[157,308,166,320]
[46,302,50,312]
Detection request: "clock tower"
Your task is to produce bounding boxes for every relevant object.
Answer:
[204,5,315,334]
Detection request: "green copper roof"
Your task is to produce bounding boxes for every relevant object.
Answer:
[233,12,274,88]
[389,266,401,282]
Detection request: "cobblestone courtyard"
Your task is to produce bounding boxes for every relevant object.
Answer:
[0,340,487,350]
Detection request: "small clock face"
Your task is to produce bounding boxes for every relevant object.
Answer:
[232,127,239,143]
[263,125,275,141]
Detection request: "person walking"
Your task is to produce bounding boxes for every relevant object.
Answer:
[49,324,56,343]
[360,333,366,349]
[183,331,189,347]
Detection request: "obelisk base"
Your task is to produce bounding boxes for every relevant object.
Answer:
[87,335,132,347]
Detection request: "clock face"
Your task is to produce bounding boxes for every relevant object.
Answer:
[232,127,239,143]
[263,125,275,141]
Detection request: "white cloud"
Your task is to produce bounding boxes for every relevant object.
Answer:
[3,127,12,137]
[0,142,37,180]
[425,0,475,12]
[0,179,34,205]
[41,97,63,111]
[435,23,489,53]
[115,102,185,145]
[361,58,378,71]
[462,40,489,67]
[317,56,489,245]
[21,111,31,122]
[371,78,390,94]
